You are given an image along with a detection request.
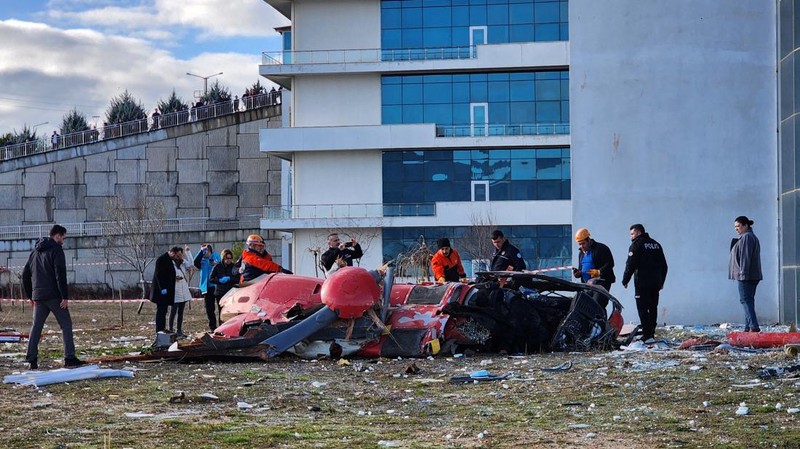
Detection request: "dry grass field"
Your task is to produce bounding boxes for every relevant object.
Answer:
[0,299,799,449]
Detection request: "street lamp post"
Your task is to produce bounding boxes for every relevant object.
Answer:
[186,71,223,98]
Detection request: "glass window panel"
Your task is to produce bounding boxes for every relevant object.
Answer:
[424,7,451,27]
[452,28,470,46]
[382,30,402,49]
[510,102,535,123]
[536,180,561,199]
[510,2,534,24]
[424,83,453,103]
[535,79,561,100]
[403,75,424,83]
[453,5,470,25]
[536,101,561,122]
[382,84,402,105]
[404,83,423,104]
[402,161,425,181]
[469,5,487,24]
[488,81,510,102]
[403,104,424,123]
[511,180,537,200]
[402,7,423,27]
[534,2,560,23]
[511,159,536,180]
[470,82,488,102]
[511,149,535,159]
[489,181,510,200]
[423,27,452,48]
[453,82,470,102]
[538,225,562,238]
[561,179,571,199]
[561,157,571,179]
[453,103,470,124]
[560,23,569,40]
[402,28,423,48]
[510,80,535,101]
[560,1,569,22]
[382,105,402,124]
[561,100,570,122]
[510,24,534,42]
[426,183,453,201]
[488,25,509,43]
[534,23,559,41]
[536,157,561,179]
[537,149,561,158]
[425,160,454,181]
[489,149,511,160]
[487,4,508,25]
[383,76,401,85]
[490,103,509,124]
[488,72,509,81]
[382,8,402,28]
[424,103,453,124]
[561,79,570,98]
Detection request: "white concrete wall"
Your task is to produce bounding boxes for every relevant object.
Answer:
[570,0,778,325]
[293,0,380,51]
[293,74,382,126]
[293,150,383,206]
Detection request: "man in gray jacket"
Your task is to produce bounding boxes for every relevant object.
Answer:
[22,224,85,370]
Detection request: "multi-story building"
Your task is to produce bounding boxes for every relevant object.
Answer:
[259,0,798,326]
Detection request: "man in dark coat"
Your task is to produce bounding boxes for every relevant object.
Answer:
[150,246,184,333]
[320,233,363,274]
[490,229,526,272]
[22,224,85,370]
[622,224,668,341]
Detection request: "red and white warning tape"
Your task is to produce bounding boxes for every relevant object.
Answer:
[1,260,127,271]
[0,297,203,303]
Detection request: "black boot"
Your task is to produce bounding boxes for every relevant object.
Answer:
[64,357,87,368]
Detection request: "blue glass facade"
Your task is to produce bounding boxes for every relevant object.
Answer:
[383,225,573,276]
[382,71,569,127]
[383,148,570,203]
[381,0,569,49]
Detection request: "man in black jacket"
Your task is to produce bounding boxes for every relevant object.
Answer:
[150,246,184,333]
[22,224,85,370]
[490,230,526,272]
[320,233,363,275]
[622,224,668,342]
[572,227,615,307]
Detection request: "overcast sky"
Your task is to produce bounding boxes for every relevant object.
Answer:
[0,0,289,136]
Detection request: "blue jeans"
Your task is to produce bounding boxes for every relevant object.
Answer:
[737,280,760,331]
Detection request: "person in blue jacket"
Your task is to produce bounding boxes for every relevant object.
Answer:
[194,243,221,330]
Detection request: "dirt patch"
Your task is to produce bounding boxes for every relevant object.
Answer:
[1,300,799,448]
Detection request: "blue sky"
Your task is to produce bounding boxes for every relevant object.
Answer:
[0,0,289,135]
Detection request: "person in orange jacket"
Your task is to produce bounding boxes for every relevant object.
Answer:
[431,238,466,283]
[235,234,292,282]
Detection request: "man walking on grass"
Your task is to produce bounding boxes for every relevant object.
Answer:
[22,224,85,370]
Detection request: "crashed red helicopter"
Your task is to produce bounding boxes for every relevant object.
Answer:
[147,266,624,361]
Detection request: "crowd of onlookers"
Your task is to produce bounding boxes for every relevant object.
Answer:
[3,86,283,158]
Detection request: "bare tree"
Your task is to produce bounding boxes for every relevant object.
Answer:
[459,209,498,273]
[394,235,434,283]
[100,191,166,309]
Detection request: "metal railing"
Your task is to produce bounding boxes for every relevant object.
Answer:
[1,91,281,163]
[262,45,476,65]
[435,122,570,137]
[0,216,261,240]
[263,203,436,220]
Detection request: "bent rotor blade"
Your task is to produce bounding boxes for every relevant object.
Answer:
[261,306,339,357]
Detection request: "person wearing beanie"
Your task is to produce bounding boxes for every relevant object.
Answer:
[729,216,762,332]
[431,238,466,283]
[572,227,615,306]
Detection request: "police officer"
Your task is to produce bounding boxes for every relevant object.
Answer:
[622,224,668,342]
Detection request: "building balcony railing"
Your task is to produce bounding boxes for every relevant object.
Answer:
[1,92,280,163]
[262,46,476,66]
[435,122,570,137]
[0,216,261,240]
[263,203,436,220]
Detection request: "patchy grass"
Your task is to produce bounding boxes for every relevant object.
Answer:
[1,301,800,448]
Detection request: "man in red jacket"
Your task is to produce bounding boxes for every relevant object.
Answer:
[431,238,466,283]
[236,234,292,282]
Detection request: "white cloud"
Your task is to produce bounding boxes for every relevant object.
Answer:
[0,19,278,134]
